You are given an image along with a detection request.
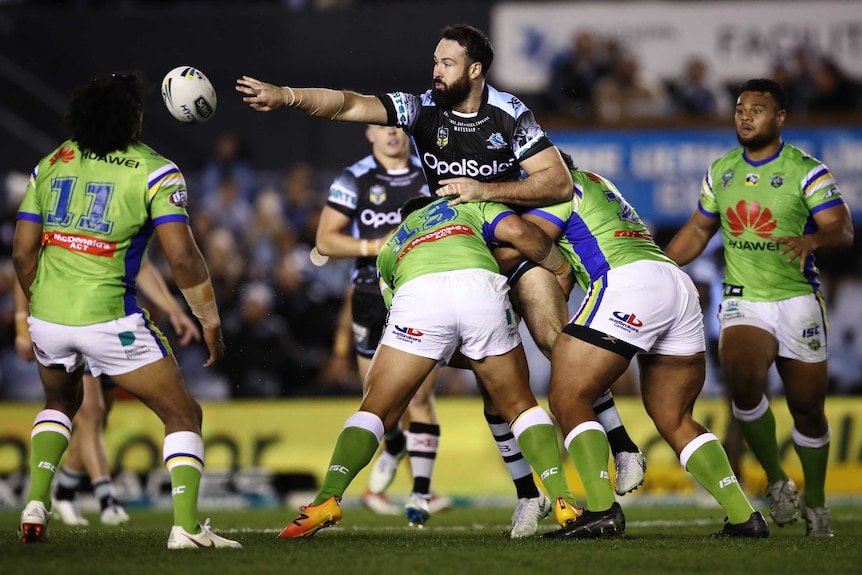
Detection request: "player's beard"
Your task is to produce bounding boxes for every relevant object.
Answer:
[737,124,779,152]
[431,71,471,108]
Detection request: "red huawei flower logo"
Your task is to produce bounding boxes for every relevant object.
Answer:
[48,146,75,165]
[726,200,777,238]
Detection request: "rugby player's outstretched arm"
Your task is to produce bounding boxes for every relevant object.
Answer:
[236,76,388,124]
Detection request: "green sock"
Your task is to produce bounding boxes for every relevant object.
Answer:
[314,426,379,505]
[566,426,616,511]
[164,431,204,533]
[170,465,202,533]
[735,403,787,484]
[683,434,754,524]
[28,410,72,509]
[516,423,574,503]
[793,431,830,508]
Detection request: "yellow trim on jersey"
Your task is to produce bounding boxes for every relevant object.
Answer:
[803,173,835,198]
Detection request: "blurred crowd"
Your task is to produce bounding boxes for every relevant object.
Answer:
[541,30,861,121]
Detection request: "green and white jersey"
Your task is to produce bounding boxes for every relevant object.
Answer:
[698,142,845,301]
[525,170,674,293]
[377,198,515,306]
[18,140,191,325]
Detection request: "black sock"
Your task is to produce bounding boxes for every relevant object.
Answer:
[384,429,406,457]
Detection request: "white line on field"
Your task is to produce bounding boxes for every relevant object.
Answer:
[217,513,862,535]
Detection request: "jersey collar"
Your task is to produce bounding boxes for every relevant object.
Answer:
[742,141,784,167]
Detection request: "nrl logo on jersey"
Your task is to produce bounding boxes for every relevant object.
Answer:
[745,174,759,186]
[436,127,449,148]
[369,184,386,205]
[486,132,507,150]
[770,175,785,188]
[823,186,840,199]
[169,189,189,208]
[720,170,734,188]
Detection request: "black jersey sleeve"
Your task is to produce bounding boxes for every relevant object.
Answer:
[377,95,398,127]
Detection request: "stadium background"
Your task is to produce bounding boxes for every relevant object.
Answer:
[0,0,860,507]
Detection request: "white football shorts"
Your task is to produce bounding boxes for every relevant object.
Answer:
[28,312,172,377]
[718,293,828,362]
[571,260,705,356]
[380,268,521,364]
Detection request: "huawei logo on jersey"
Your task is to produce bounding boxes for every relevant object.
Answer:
[49,146,75,165]
[727,200,776,238]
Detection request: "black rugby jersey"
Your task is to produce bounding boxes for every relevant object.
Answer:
[378,84,554,191]
[326,154,429,290]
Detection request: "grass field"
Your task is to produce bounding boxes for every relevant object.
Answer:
[2,501,860,575]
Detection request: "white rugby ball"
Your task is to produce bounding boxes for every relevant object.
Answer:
[161,66,217,124]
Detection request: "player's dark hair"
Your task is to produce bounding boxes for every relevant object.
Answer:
[65,73,144,157]
[558,149,577,171]
[441,25,494,76]
[737,78,786,111]
[402,195,447,218]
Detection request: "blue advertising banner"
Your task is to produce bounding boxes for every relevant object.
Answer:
[550,127,862,226]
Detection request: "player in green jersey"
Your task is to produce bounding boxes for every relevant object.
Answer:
[665,79,853,537]
[14,259,201,527]
[14,73,240,549]
[279,196,583,538]
[315,124,448,520]
[530,152,766,539]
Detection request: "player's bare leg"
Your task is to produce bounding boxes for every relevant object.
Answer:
[513,265,645,494]
[471,345,579,533]
[111,356,206,536]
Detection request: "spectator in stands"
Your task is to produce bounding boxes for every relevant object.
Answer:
[270,227,344,391]
[201,227,246,320]
[244,188,290,281]
[789,47,819,114]
[279,162,318,236]
[222,281,309,397]
[201,176,255,241]
[200,131,257,201]
[808,57,859,114]
[544,30,608,118]
[593,52,671,122]
[669,56,731,117]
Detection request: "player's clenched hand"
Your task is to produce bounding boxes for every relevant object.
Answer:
[436,178,487,205]
[236,76,288,112]
[772,235,816,272]
[202,325,225,368]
